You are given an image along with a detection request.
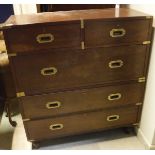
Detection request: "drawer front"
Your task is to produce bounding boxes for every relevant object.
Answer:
[85,19,151,47]
[20,83,144,119]
[4,22,81,53]
[10,45,147,95]
[25,106,138,141]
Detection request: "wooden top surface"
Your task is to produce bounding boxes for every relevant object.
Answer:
[4,8,152,26]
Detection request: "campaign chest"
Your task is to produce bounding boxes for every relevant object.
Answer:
[2,8,153,144]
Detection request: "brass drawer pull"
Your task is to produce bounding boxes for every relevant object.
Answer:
[107,115,120,122]
[110,28,126,37]
[41,67,57,76]
[36,33,54,43]
[109,60,123,68]
[108,93,121,101]
[49,124,63,130]
[46,101,61,109]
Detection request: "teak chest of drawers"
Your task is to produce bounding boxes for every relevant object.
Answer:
[2,8,153,146]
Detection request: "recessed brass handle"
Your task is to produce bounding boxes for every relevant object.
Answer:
[108,93,122,101]
[109,60,123,69]
[41,67,57,76]
[49,124,63,130]
[36,33,54,43]
[110,28,126,38]
[46,101,61,109]
[107,115,120,122]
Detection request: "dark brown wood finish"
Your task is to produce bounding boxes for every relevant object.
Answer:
[25,106,138,141]
[4,8,152,26]
[20,83,144,119]
[2,8,153,145]
[3,9,152,54]
[10,45,147,95]
[85,19,151,47]
[3,21,81,53]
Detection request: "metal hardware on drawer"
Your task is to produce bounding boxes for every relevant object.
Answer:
[46,101,61,109]
[138,77,146,83]
[0,24,4,29]
[16,92,25,98]
[136,102,142,106]
[0,23,13,29]
[108,93,122,101]
[143,41,151,45]
[8,53,17,57]
[49,124,64,131]
[146,16,152,19]
[29,140,35,142]
[110,28,126,37]
[133,123,139,126]
[80,19,84,29]
[109,60,123,68]
[107,115,120,121]
[0,50,6,54]
[41,67,57,76]
[23,118,30,122]
[36,33,54,43]
[81,41,85,50]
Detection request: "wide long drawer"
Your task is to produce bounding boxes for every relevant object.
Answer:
[20,82,144,119]
[3,21,81,53]
[85,19,151,47]
[10,45,147,95]
[24,106,138,141]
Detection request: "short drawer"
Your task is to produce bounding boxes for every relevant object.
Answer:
[20,83,144,119]
[10,45,147,95]
[4,21,81,53]
[85,19,151,47]
[24,106,138,141]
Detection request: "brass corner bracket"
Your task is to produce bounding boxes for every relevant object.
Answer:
[138,77,146,83]
[29,139,35,142]
[136,102,142,106]
[133,123,139,126]
[80,19,84,29]
[81,41,85,50]
[143,41,151,45]
[146,16,152,19]
[8,53,17,57]
[0,23,13,30]
[16,92,25,98]
[23,118,30,122]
